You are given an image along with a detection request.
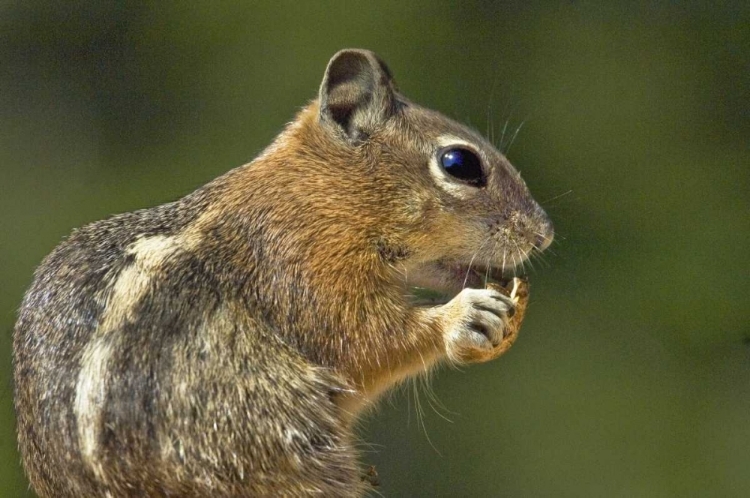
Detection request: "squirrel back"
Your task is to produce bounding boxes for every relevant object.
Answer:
[14,49,553,497]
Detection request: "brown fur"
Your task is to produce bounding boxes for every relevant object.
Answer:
[13,49,553,497]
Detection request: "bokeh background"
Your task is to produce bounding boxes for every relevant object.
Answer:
[1,2,748,496]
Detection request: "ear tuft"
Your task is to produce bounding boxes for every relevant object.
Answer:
[319,49,396,142]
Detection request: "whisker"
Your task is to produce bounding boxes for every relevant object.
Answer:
[485,71,501,143]
[462,250,480,288]
[532,241,550,261]
[414,351,452,420]
[516,242,529,274]
[531,231,555,262]
[462,233,499,288]
[500,116,510,151]
[419,374,454,423]
[505,119,526,155]
[486,104,496,145]
[530,250,550,269]
[412,379,442,456]
[540,189,573,205]
[520,240,538,272]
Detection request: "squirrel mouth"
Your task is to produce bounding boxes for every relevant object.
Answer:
[408,262,519,305]
[436,263,506,288]
[458,265,506,287]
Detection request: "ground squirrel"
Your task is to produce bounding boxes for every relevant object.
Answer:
[14,49,554,497]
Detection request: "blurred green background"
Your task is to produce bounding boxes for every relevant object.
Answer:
[1,2,748,496]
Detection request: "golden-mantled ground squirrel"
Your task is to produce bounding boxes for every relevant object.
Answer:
[14,49,553,497]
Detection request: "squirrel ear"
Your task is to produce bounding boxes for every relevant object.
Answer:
[319,49,397,142]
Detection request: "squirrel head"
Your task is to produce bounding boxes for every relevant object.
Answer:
[253,49,554,296]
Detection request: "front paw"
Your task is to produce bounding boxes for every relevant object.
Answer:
[440,287,516,363]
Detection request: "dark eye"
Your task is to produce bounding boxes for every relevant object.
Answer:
[439,148,485,186]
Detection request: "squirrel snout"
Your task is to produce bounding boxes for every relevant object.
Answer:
[536,231,554,251]
[501,209,554,252]
[534,216,555,251]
